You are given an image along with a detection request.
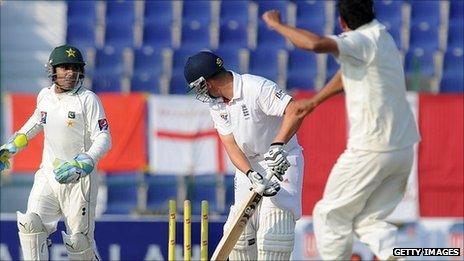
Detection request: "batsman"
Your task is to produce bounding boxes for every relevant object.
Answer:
[185,51,307,260]
[0,44,111,260]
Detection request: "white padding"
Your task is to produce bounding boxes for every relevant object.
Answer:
[61,231,99,260]
[17,211,49,260]
[257,208,295,260]
[223,205,258,261]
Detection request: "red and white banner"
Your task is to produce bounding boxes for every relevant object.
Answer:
[147,95,234,175]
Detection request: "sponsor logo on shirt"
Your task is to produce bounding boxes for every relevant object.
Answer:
[241,104,250,119]
[275,89,285,100]
[40,111,47,124]
[68,111,75,119]
[98,118,109,131]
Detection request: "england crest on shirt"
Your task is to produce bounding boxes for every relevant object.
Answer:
[241,104,250,119]
[220,112,228,122]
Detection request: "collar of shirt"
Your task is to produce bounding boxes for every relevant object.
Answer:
[51,84,82,99]
[229,70,244,102]
[210,71,243,105]
[355,19,383,32]
[51,84,66,100]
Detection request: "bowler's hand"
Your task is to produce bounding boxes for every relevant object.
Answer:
[262,10,282,29]
[295,99,317,118]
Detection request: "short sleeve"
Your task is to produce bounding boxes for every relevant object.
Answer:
[209,104,233,135]
[329,31,375,66]
[257,80,292,117]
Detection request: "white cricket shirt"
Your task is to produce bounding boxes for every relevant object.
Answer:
[209,71,300,159]
[329,19,420,151]
[210,72,304,217]
[19,85,111,170]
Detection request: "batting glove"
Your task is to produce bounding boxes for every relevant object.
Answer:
[264,143,290,181]
[53,153,94,184]
[0,133,28,173]
[247,170,281,197]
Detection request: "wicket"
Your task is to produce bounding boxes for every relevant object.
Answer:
[168,199,209,261]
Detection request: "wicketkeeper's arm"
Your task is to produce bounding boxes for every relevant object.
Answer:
[17,90,49,140]
[0,105,44,172]
[17,108,44,140]
[83,94,112,162]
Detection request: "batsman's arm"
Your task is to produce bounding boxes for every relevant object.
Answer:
[219,133,252,175]
[272,70,343,144]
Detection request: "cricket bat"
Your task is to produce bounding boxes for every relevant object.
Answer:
[211,169,274,260]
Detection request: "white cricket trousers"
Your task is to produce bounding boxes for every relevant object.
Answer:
[313,146,414,260]
[26,167,98,241]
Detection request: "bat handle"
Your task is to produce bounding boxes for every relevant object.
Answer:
[264,167,275,182]
[254,168,275,195]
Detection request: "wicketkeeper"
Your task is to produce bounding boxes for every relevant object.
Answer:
[0,44,111,260]
[185,51,307,260]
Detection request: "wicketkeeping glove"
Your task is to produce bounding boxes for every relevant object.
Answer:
[53,153,94,184]
[264,143,290,181]
[247,170,281,197]
[0,133,28,173]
